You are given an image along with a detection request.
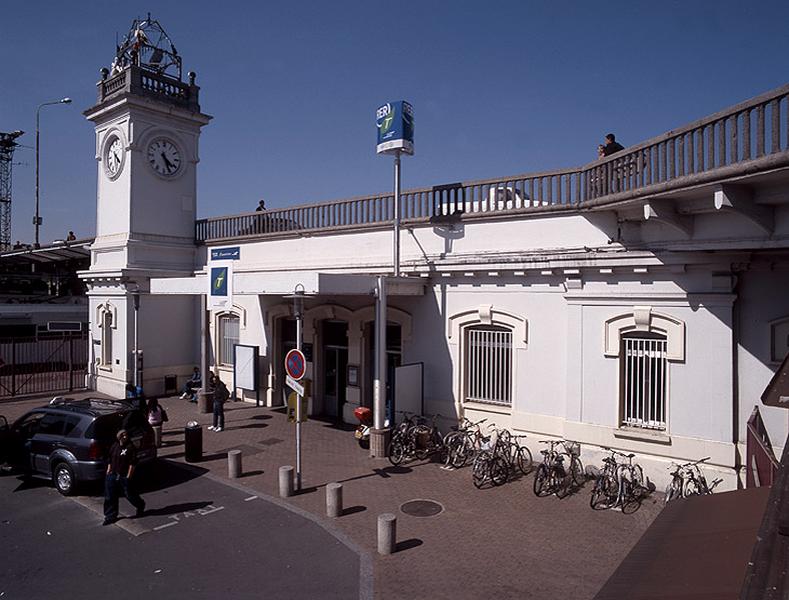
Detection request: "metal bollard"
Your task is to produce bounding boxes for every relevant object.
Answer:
[326,483,343,518]
[228,449,242,479]
[377,513,396,555]
[279,465,295,498]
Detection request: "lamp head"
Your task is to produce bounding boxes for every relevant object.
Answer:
[60,97,72,104]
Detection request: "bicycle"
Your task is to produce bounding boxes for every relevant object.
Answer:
[412,414,444,461]
[443,417,487,468]
[665,457,722,503]
[557,440,585,497]
[471,428,509,489]
[590,448,621,510]
[533,440,568,497]
[616,452,646,511]
[388,412,420,466]
[589,447,646,511]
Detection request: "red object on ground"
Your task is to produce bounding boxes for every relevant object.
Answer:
[353,407,372,425]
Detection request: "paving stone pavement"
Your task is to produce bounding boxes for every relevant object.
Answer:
[1,393,662,599]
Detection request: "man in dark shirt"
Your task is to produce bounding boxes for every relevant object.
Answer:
[102,429,145,526]
[603,133,625,156]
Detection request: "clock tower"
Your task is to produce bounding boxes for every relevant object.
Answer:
[82,16,211,397]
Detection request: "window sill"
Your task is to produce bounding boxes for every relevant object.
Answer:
[462,401,512,415]
[98,365,112,372]
[614,427,671,445]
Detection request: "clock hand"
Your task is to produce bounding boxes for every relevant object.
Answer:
[161,151,175,172]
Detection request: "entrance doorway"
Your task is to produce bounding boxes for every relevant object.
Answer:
[278,318,297,405]
[322,320,348,418]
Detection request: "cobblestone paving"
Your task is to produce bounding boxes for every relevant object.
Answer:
[1,393,662,599]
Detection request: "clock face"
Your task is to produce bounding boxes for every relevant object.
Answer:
[147,138,182,177]
[104,136,124,179]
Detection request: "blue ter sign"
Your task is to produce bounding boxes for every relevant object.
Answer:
[376,101,414,155]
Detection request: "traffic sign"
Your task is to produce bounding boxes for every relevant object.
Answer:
[285,349,306,381]
[286,374,305,397]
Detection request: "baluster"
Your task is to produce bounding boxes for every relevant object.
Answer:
[742,109,752,160]
[771,99,780,153]
[729,115,738,164]
[667,139,675,180]
[563,174,570,206]
[706,125,715,170]
[657,142,665,183]
[544,176,551,205]
[756,104,765,157]
[717,120,726,167]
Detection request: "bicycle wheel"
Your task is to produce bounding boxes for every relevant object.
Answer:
[683,476,702,497]
[570,457,585,487]
[388,435,406,466]
[590,473,619,510]
[472,451,493,489]
[442,432,461,467]
[491,456,509,486]
[555,462,573,499]
[533,463,552,497]
[516,445,533,475]
[452,434,475,468]
[665,476,683,504]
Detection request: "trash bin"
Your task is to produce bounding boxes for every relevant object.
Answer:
[184,421,202,462]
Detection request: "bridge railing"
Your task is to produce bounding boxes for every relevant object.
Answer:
[196,83,789,243]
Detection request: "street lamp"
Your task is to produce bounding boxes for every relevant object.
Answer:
[35,97,71,248]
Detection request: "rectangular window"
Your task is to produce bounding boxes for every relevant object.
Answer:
[219,315,240,366]
[621,336,667,430]
[465,327,512,406]
[100,311,113,367]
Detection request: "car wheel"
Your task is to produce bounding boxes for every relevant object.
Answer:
[53,462,76,496]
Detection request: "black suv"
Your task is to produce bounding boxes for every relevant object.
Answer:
[0,397,156,495]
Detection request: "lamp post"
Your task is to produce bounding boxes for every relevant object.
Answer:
[35,97,71,248]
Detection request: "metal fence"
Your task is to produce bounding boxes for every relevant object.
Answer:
[0,332,88,399]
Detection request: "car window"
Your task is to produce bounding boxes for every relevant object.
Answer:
[84,413,125,442]
[15,412,45,437]
[38,413,68,436]
[63,416,80,437]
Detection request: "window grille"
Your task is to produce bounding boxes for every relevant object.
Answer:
[466,327,512,406]
[621,336,667,430]
[219,315,240,366]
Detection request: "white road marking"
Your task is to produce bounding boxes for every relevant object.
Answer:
[244,496,259,502]
[153,521,178,531]
[198,505,225,516]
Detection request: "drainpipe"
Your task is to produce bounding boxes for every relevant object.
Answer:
[732,271,742,488]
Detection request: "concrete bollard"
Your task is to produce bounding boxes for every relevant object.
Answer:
[228,449,242,479]
[152,425,162,448]
[377,513,397,555]
[279,465,295,498]
[326,483,343,518]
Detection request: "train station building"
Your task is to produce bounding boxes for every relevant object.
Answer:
[79,21,789,490]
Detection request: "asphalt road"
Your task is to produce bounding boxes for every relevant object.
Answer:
[0,460,366,600]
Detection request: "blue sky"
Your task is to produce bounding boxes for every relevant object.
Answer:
[2,1,789,243]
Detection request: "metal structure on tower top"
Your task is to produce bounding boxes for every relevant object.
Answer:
[0,130,24,252]
[111,13,182,80]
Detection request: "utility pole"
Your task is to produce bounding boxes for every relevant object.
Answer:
[0,130,24,251]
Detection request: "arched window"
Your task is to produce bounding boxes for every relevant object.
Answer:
[218,314,240,366]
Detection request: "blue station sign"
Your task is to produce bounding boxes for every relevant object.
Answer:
[211,246,241,260]
[376,101,414,155]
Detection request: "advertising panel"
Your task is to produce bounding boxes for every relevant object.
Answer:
[376,101,414,155]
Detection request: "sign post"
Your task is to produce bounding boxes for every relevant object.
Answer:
[284,277,307,486]
[376,101,414,278]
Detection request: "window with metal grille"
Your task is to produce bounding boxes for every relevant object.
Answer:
[465,326,512,406]
[219,315,240,366]
[621,334,667,430]
[100,310,112,367]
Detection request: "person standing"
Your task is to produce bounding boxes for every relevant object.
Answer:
[208,374,230,432]
[602,133,625,156]
[103,429,145,526]
[146,397,167,448]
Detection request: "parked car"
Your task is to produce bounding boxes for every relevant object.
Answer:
[0,397,156,495]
